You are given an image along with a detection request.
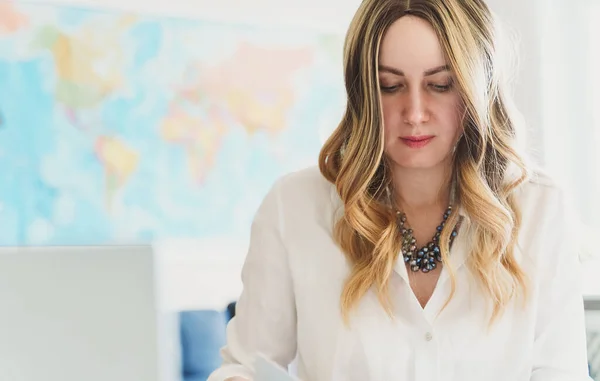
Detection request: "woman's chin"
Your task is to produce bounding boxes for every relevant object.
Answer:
[388,153,451,170]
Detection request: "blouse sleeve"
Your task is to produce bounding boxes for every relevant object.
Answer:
[207,179,297,381]
[530,188,592,381]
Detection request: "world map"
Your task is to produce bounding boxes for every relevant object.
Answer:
[0,2,345,246]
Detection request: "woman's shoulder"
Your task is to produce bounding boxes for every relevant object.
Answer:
[273,165,338,202]
[516,167,570,207]
[524,167,560,189]
[266,165,341,219]
[515,167,582,255]
[277,164,332,188]
[261,165,341,239]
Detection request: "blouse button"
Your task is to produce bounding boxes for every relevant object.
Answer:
[425,332,433,341]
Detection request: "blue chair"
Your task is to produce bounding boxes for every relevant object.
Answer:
[179,309,228,381]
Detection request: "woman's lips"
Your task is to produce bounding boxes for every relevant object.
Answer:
[400,135,434,148]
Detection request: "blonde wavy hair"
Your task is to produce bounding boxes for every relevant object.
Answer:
[319,0,531,325]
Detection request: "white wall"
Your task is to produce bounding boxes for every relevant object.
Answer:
[485,0,546,162]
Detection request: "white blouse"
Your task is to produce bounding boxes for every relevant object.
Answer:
[207,166,592,381]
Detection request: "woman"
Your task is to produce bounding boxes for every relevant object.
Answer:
[208,0,592,380]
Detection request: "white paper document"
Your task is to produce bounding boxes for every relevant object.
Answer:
[254,355,301,381]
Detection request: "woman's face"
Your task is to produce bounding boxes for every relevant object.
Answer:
[378,16,464,170]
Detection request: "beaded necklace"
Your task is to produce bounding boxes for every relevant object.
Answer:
[392,182,461,273]
[397,206,459,273]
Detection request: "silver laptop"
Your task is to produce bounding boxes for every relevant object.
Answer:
[0,245,178,381]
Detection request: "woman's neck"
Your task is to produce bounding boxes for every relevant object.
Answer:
[391,163,453,214]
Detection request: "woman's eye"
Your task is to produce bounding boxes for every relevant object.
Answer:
[379,84,403,93]
[429,82,453,92]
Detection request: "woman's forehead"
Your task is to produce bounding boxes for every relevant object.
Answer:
[379,16,447,76]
